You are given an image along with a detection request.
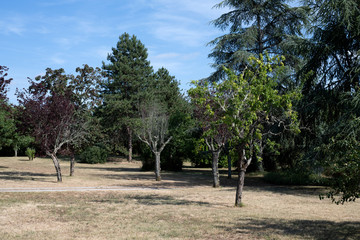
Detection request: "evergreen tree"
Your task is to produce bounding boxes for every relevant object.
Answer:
[208,0,309,81]
[296,0,360,203]
[301,0,360,92]
[101,33,153,161]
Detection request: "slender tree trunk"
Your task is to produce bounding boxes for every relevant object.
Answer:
[70,154,75,177]
[14,146,18,157]
[127,126,132,162]
[154,151,161,181]
[212,151,220,188]
[235,168,246,207]
[50,153,62,182]
[235,144,248,207]
[227,152,232,179]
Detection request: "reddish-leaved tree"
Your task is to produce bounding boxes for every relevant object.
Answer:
[17,66,101,182]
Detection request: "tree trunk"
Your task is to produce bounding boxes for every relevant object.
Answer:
[227,152,232,179]
[127,126,132,162]
[50,153,62,182]
[70,154,75,177]
[14,146,18,158]
[235,144,249,207]
[235,168,246,207]
[212,151,220,188]
[155,151,161,181]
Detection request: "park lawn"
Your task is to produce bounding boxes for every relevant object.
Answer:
[0,157,359,240]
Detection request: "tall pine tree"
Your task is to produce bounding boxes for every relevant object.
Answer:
[208,0,309,81]
[101,33,153,161]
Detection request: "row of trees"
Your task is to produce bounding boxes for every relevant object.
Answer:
[0,33,189,184]
[1,0,359,205]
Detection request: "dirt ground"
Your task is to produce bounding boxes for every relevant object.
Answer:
[0,156,359,239]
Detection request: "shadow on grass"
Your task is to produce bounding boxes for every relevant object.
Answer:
[221,217,360,240]
[125,194,210,206]
[90,194,210,206]
[219,174,328,197]
[96,170,214,188]
[77,166,143,173]
[0,171,55,181]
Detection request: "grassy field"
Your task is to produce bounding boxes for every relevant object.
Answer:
[0,156,359,240]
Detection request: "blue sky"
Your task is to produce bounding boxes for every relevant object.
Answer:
[1,0,228,103]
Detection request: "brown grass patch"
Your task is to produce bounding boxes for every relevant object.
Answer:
[0,156,359,239]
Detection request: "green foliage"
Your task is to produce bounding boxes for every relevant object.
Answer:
[100,33,154,159]
[264,171,329,186]
[189,53,300,189]
[0,106,16,150]
[25,148,35,161]
[79,146,108,164]
[315,92,360,204]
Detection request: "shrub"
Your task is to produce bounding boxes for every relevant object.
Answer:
[79,146,108,164]
[25,148,36,161]
[264,171,329,186]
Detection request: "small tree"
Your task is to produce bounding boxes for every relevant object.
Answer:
[190,54,300,206]
[189,80,231,187]
[17,67,100,182]
[136,100,172,181]
[25,148,36,161]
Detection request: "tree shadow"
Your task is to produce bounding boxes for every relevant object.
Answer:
[89,193,210,206]
[124,194,210,206]
[219,217,360,240]
[0,171,55,181]
[219,174,327,197]
[94,169,215,188]
[77,166,143,173]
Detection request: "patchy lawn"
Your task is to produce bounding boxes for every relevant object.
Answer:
[0,157,359,239]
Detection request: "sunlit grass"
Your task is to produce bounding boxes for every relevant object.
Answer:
[0,157,359,239]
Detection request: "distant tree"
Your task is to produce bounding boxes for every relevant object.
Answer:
[0,65,12,104]
[101,33,153,161]
[0,107,15,151]
[189,80,231,187]
[0,66,14,151]
[147,67,192,171]
[10,134,33,157]
[137,100,172,181]
[208,0,309,81]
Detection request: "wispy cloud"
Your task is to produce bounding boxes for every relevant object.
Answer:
[140,0,227,47]
[0,17,26,35]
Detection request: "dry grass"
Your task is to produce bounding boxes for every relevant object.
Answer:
[0,156,359,240]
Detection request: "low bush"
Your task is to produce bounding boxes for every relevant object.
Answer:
[264,171,329,186]
[79,146,108,164]
[25,148,35,161]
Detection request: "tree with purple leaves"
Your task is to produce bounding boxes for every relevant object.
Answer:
[17,66,103,182]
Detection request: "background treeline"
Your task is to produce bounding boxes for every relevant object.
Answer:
[0,0,359,203]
